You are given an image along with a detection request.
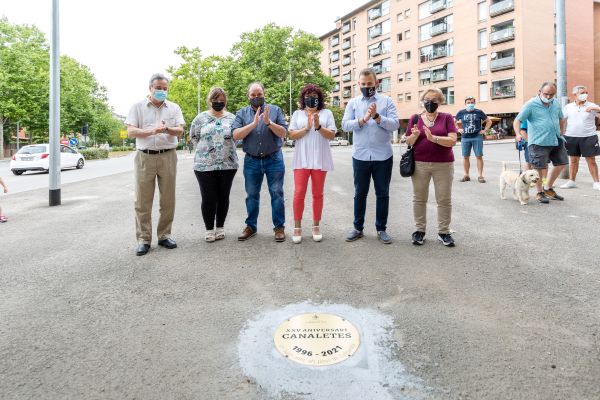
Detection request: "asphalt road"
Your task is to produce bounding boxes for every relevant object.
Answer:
[0,145,599,399]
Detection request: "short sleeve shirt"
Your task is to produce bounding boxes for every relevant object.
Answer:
[124,98,185,150]
[563,101,599,138]
[406,112,456,163]
[230,104,288,157]
[289,109,336,171]
[455,109,487,138]
[516,97,564,146]
[189,111,239,172]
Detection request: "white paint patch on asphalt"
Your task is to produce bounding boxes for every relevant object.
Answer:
[238,302,431,400]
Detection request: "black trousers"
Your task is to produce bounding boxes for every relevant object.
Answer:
[194,169,237,230]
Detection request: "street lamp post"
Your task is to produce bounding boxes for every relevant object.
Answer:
[197,63,201,115]
[16,121,20,151]
[49,0,61,206]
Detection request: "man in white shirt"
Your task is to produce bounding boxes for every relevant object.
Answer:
[560,85,600,190]
[125,73,185,256]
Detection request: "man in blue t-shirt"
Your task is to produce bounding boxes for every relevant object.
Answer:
[455,96,492,183]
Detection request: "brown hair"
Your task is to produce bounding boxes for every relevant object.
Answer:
[207,87,227,107]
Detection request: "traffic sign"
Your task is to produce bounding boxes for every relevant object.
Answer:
[69,138,78,146]
[120,130,128,139]
[60,139,69,145]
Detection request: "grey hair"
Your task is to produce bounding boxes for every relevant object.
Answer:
[359,67,378,81]
[149,73,169,87]
[247,81,265,94]
[572,85,586,94]
[539,81,557,92]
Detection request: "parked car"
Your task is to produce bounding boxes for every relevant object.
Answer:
[329,137,350,146]
[9,144,85,175]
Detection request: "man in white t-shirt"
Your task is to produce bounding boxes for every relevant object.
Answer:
[560,85,600,190]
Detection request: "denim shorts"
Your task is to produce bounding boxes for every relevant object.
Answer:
[461,136,484,157]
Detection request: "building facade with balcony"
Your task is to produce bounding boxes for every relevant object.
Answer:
[320,0,600,132]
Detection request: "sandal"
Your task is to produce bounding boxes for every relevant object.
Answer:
[460,176,470,182]
[312,226,322,242]
[215,227,225,240]
[0,215,7,223]
[477,176,486,183]
[205,229,216,242]
[292,228,302,244]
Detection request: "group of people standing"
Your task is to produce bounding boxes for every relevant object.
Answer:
[125,68,461,256]
[124,71,599,256]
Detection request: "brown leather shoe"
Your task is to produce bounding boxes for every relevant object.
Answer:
[237,226,256,241]
[274,227,286,242]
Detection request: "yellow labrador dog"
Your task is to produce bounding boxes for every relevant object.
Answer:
[499,162,540,205]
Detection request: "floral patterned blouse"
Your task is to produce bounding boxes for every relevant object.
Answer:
[189,111,239,171]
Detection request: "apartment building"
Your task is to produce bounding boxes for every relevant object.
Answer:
[320,0,600,131]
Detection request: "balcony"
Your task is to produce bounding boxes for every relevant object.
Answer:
[369,26,382,40]
[342,57,351,66]
[333,84,340,92]
[490,55,515,71]
[431,69,448,82]
[371,64,383,74]
[431,46,448,60]
[491,80,515,99]
[368,7,382,21]
[342,40,351,50]
[490,26,515,44]
[429,0,447,14]
[331,69,340,77]
[489,0,514,17]
[331,37,339,47]
[332,97,340,107]
[430,23,448,37]
[343,90,352,98]
[342,73,351,82]
[342,24,351,34]
[369,47,382,57]
[330,54,339,62]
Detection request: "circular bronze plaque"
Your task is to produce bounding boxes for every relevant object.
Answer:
[273,313,361,366]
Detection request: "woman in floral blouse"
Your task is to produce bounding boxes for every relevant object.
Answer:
[189,87,239,242]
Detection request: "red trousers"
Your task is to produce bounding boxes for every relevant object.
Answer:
[293,169,327,222]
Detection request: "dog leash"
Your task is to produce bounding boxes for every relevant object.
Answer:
[516,140,524,174]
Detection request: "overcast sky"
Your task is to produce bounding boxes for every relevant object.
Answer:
[2,0,367,115]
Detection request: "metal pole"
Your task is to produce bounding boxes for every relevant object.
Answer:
[555,0,567,107]
[16,121,20,151]
[197,63,201,115]
[49,0,61,206]
[288,60,292,116]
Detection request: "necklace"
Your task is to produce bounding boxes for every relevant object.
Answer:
[424,113,438,127]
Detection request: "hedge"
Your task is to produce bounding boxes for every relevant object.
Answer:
[80,148,109,160]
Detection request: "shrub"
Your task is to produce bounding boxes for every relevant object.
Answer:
[80,148,109,160]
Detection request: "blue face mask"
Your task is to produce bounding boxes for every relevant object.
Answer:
[466,104,475,112]
[540,95,553,104]
[153,89,168,102]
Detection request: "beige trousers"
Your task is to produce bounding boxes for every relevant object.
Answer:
[411,161,454,234]
[134,150,177,244]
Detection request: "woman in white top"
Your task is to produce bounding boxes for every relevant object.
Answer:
[288,84,337,243]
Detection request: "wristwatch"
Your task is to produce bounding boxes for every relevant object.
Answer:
[316,124,322,131]
[373,113,380,120]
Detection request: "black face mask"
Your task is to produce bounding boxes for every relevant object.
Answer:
[360,86,377,98]
[304,96,319,109]
[249,97,265,108]
[211,102,225,112]
[423,100,439,113]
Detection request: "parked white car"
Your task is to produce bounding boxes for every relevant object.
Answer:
[329,137,350,146]
[9,144,85,175]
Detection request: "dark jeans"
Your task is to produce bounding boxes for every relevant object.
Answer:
[243,151,285,232]
[353,156,393,232]
[194,169,237,230]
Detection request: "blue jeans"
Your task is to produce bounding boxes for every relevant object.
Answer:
[243,151,285,231]
[352,156,393,232]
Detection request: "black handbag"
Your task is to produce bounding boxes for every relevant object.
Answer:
[399,114,419,177]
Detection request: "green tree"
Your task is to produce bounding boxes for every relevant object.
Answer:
[222,23,335,116]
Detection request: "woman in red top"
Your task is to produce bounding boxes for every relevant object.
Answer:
[405,88,458,247]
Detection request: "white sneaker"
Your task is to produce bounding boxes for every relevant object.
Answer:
[593,182,600,191]
[215,227,225,240]
[205,230,215,242]
[560,180,577,189]
[312,226,323,242]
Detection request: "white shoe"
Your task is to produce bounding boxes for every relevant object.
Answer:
[292,228,302,244]
[205,230,215,242]
[593,182,600,191]
[312,226,323,242]
[560,180,577,189]
[215,227,225,240]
